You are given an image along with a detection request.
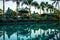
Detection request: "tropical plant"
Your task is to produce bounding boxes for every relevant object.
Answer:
[51,0,60,11]
[45,2,49,12]
[21,0,34,17]
[48,4,54,13]
[40,2,46,13]
[32,2,48,15]
[3,0,5,17]
[54,9,60,15]
[4,0,23,17]
[32,1,39,9]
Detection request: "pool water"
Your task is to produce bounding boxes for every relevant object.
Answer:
[0,22,60,40]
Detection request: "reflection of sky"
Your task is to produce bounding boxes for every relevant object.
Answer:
[0,29,45,40]
[0,29,58,40]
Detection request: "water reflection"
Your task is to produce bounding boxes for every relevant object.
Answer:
[0,22,60,40]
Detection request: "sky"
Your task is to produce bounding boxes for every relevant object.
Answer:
[0,0,56,13]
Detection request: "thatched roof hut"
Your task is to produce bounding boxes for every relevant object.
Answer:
[18,8,29,16]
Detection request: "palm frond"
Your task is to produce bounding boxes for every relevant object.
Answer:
[32,1,39,7]
[22,0,33,5]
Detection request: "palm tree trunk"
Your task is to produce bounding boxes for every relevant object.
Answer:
[50,9,51,13]
[3,0,5,17]
[16,0,20,18]
[16,2,18,18]
[40,8,41,15]
[58,2,60,11]
[25,0,31,18]
[29,5,31,18]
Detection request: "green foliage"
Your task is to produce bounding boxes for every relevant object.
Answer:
[22,0,33,5]
[10,9,16,15]
[40,2,46,11]
[5,8,16,17]
[32,1,39,8]
[54,10,60,15]
[0,14,2,18]
[20,15,29,19]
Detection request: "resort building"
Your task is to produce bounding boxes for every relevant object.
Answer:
[18,8,29,16]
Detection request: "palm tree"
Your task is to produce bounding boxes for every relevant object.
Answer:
[39,2,49,14]
[16,0,20,17]
[12,0,22,17]
[48,4,54,13]
[45,2,49,12]
[31,1,39,19]
[5,0,22,17]
[51,0,60,11]
[2,0,5,40]
[22,0,34,17]
[40,2,46,14]
[3,0,5,17]
[32,2,47,14]
[32,1,39,9]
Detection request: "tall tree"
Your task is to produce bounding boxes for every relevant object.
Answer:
[5,0,22,17]
[32,1,39,9]
[40,2,46,14]
[51,0,60,11]
[3,0,5,17]
[48,4,54,13]
[22,0,34,17]
[45,2,49,12]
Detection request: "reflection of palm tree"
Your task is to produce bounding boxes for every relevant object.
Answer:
[0,25,3,37]
[29,25,32,40]
[2,25,6,40]
[6,25,16,39]
[16,25,30,40]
